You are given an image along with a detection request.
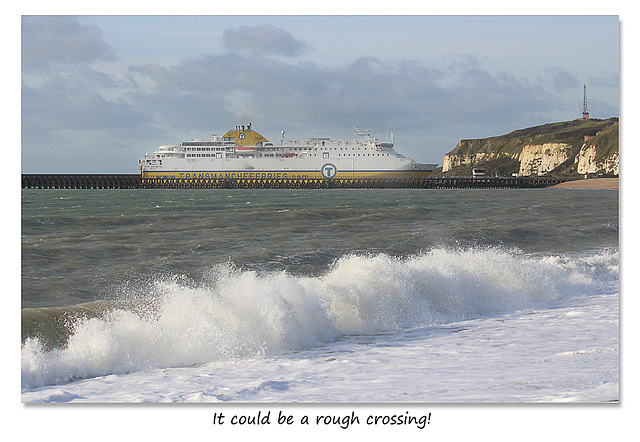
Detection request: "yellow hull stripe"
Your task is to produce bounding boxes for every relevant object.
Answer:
[142,170,432,180]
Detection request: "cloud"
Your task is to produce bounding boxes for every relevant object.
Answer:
[542,67,579,91]
[224,91,265,121]
[22,16,116,73]
[21,16,150,153]
[22,76,151,144]
[128,51,555,141]
[222,24,307,57]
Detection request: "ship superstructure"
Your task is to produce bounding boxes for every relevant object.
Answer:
[140,124,437,181]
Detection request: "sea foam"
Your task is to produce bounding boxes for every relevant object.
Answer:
[21,247,618,390]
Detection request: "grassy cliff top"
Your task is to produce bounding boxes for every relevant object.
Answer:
[449,117,619,157]
[586,123,619,162]
[442,117,618,177]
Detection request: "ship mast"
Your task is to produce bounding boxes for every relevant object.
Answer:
[354,126,372,141]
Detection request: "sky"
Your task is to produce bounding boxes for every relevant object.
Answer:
[21,13,620,173]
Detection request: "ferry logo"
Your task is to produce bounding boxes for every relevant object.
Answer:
[238,132,246,140]
[321,163,337,179]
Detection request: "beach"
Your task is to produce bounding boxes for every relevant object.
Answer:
[549,178,619,189]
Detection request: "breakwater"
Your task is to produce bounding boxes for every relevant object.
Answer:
[22,174,567,189]
[22,174,141,189]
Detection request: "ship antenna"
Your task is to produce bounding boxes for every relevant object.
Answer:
[354,126,368,137]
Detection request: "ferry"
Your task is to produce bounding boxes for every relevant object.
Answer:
[139,124,437,182]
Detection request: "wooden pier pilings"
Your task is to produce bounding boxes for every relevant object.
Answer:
[21,174,141,189]
[22,174,567,189]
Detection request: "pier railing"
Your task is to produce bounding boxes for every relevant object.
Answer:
[22,174,567,189]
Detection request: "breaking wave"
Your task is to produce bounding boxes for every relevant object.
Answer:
[21,247,618,390]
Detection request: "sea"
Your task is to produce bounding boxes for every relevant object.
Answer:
[17,186,625,439]
[20,187,620,405]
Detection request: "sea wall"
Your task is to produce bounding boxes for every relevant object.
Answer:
[22,174,567,189]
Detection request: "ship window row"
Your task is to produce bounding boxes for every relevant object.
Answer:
[322,146,369,150]
[314,153,389,157]
[185,147,225,152]
[186,153,224,158]
[183,142,222,147]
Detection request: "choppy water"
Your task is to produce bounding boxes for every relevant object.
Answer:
[21,188,619,391]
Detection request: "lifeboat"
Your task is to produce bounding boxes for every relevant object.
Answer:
[235,146,256,154]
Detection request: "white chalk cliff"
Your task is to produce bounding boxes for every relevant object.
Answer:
[575,144,619,175]
[441,119,618,176]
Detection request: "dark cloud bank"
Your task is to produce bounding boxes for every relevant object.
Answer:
[21,18,617,172]
[223,24,307,56]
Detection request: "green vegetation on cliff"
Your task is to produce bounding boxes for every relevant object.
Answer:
[586,123,619,164]
[442,117,619,177]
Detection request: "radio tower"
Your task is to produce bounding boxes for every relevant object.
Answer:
[582,84,590,119]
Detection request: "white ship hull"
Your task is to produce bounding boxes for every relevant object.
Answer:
[140,125,437,182]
